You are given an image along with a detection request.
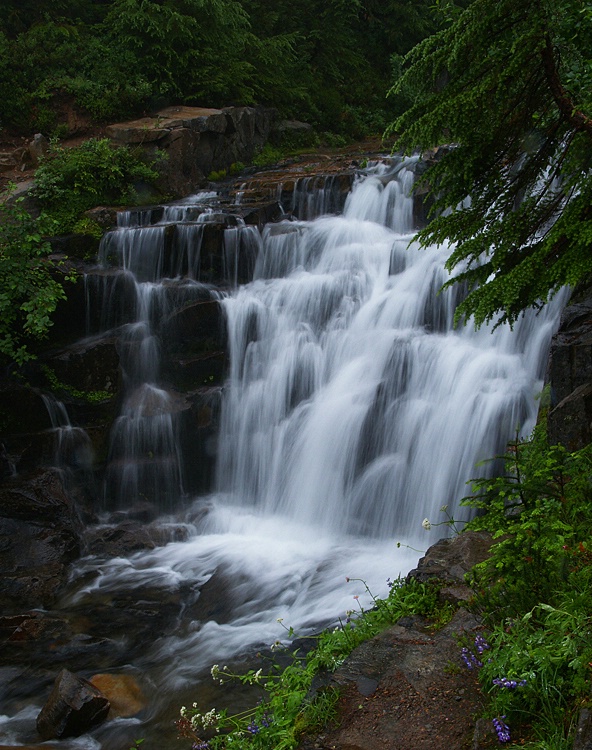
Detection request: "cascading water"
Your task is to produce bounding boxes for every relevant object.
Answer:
[0,158,566,748]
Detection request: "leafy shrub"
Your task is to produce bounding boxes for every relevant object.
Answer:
[33,138,160,234]
[0,187,75,364]
[464,424,592,619]
[458,424,592,746]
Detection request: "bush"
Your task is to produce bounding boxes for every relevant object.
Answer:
[0,186,74,364]
[458,423,592,746]
[33,138,161,234]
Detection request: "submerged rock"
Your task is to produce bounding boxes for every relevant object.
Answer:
[89,673,146,718]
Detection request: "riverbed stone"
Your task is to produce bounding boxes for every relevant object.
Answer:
[36,668,110,740]
[89,673,146,718]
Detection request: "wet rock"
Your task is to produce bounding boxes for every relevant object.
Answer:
[406,531,494,585]
[43,337,121,399]
[83,205,118,230]
[303,609,483,750]
[36,668,110,740]
[161,299,225,358]
[574,708,592,750]
[84,520,190,557]
[89,673,146,718]
[0,384,53,436]
[0,469,83,613]
[107,105,276,199]
[547,287,592,449]
[179,387,224,494]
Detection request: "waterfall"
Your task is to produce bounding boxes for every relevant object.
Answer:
[216,157,560,537]
[41,393,94,474]
[52,158,563,741]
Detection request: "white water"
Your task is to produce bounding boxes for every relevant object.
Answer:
[68,158,562,699]
[1,160,564,745]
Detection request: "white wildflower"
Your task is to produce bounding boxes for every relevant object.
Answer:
[422,518,431,531]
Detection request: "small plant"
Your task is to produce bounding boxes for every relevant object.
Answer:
[207,169,228,182]
[456,423,592,746]
[42,364,112,403]
[421,503,465,534]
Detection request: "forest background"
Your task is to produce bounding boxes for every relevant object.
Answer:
[0,0,468,140]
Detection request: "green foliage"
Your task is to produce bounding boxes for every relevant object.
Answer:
[177,578,442,749]
[0,187,74,364]
[0,0,453,138]
[463,423,592,618]
[207,169,228,182]
[458,424,592,745]
[33,138,160,234]
[391,0,592,327]
[41,364,112,403]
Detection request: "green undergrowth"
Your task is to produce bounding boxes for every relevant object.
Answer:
[458,421,592,747]
[177,419,592,750]
[177,577,446,750]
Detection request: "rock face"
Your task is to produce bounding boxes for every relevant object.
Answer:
[107,105,276,199]
[547,285,592,449]
[36,669,110,740]
[0,469,83,614]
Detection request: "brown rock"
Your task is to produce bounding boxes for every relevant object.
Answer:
[89,673,146,718]
[406,531,495,585]
[36,669,110,740]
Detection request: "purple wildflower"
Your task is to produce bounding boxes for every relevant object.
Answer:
[492,716,511,743]
[461,646,483,670]
[261,712,272,728]
[192,743,210,750]
[247,721,260,735]
[493,677,527,689]
[474,634,490,654]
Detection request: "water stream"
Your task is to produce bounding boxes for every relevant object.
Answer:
[0,157,564,748]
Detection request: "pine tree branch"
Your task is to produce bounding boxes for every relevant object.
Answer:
[541,34,592,136]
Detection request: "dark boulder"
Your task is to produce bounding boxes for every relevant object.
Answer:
[547,288,592,449]
[0,469,83,613]
[36,668,110,740]
[406,531,494,587]
[84,520,190,557]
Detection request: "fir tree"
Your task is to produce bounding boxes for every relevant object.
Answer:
[392,0,592,327]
